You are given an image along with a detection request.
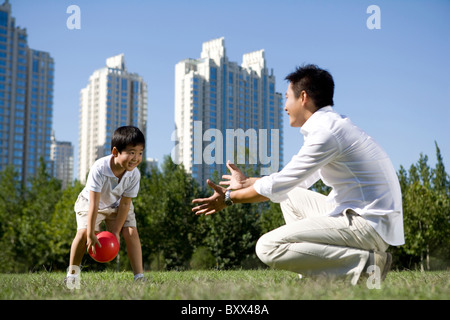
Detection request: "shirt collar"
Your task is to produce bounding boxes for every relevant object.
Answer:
[300,106,334,136]
[102,155,133,179]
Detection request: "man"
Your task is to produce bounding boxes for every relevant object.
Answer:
[192,64,404,285]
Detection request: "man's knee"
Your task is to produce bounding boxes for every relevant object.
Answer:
[255,233,276,267]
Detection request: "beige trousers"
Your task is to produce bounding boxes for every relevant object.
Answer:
[74,194,137,231]
[255,187,389,285]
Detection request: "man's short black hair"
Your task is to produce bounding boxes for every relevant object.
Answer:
[111,126,145,152]
[285,64,334,109]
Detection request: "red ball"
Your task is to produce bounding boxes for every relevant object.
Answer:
[88,231,119,263]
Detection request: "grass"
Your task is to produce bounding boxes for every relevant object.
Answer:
[0,269,449,300]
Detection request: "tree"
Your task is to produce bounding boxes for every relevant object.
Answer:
[13,158,63,271]
[160,157,201,269]
[0,166,24,272]
[259,201,284,235]
[432,141,449,193]
[202,201,263,269]
[135,156,202,270]
[47,180,84,270]
[198,165,268,269]
[134,161,171,269]
[393,143,450,271]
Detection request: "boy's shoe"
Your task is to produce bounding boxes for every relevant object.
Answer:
[134,273,146,282]
[64,273,81,289]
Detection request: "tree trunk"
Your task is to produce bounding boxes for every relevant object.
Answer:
[420,251,424,272]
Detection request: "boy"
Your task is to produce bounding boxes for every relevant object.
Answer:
[66,126,146,285]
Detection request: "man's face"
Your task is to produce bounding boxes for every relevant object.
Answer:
[284,83,306,127]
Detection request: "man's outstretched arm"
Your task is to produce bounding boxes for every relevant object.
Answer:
[192,179,268,216]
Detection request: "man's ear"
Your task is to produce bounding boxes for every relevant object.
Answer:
[300,90,308,103]
[301,90,317,111]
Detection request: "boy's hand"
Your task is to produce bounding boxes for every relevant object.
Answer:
[87,232,101,255]
[109,229,121,246]
[109,196,131,245]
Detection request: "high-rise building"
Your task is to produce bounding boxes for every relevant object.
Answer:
[0,1,54,184]
[174,37,283,187]
[78,54,147,182]
[50,132,73,189]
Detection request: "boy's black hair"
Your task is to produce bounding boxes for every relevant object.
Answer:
[111,126,146,152]
[285,64,334,109]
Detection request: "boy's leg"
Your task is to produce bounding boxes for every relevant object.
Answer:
[69,195,105,275]
[105,201,144,278]
[122,226,144,276]
[68,228,87,273]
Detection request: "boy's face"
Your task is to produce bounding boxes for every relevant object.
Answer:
[112,144,144,172]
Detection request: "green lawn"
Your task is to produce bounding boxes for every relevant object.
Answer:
[0,269,448,300]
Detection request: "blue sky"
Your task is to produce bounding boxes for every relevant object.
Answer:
[11,0,450,177]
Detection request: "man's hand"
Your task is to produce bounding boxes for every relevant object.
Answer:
[192,179,227,216]
[220,160,248,190]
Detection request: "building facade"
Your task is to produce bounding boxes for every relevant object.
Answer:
[0,1,54,184]
[50,132,74,189]
[174,37,283,187]
[78,54,147,182]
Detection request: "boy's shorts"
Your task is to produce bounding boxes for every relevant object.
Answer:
[74,194,137,231]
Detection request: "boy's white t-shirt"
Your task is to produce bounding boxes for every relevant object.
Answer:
[80,155,141,210]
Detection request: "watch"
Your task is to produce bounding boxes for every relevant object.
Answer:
[224,190,234,206]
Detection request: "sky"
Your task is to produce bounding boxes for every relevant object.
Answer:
[11,0,450,179]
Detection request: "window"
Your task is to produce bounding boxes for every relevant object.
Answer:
[210,67,217,80]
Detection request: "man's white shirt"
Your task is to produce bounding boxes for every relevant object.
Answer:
[254,106,404,246]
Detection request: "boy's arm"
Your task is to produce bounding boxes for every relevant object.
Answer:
[87,191,101,254]
[110,196,132,242]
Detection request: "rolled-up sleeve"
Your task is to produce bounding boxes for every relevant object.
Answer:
[253,175,290,203]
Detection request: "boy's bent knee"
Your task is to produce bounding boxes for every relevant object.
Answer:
[75,228,87,239]
[121,226,139,238]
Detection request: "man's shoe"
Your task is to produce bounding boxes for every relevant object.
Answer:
[359,251,392,285]
[375,251,392,282]
[366,251,392,281]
